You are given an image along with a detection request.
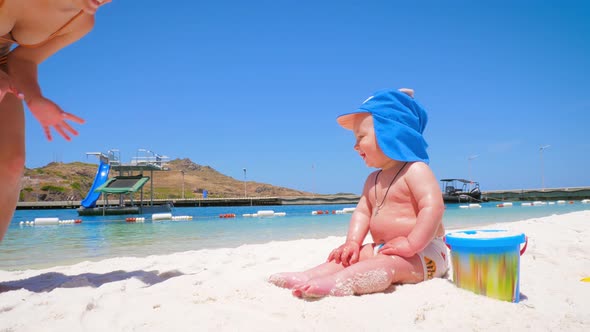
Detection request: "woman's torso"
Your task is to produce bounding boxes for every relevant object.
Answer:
[1,0,84,52]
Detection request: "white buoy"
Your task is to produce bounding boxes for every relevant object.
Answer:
[581,199,590,204]
[171,215,192,221]
[342,207,356,213]
[34,217,60,225]
[242,214,252,217]
[152,213,172,221]
[257,210,275,217]
[273,212,286,217]
[468,203,482,208]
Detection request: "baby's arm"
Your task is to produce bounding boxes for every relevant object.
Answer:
[327,172,376,266]
[380,163,444,257]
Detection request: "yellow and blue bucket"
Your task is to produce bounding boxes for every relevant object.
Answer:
[444,230,527,302]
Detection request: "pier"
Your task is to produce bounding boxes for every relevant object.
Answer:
[15,187,590,210]
[15,194,361,210]
[482,186,590,202]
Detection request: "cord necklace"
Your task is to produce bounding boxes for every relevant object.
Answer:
[373,162,408,216]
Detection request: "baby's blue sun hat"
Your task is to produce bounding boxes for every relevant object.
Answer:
[337,88,430,164]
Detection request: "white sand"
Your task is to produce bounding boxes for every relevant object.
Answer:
[1,211,589,331]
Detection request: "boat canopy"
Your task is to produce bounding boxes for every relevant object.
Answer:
[440,179,476,184]
[94,175,150,194]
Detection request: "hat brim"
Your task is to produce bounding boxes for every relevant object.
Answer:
[336,111,369,130]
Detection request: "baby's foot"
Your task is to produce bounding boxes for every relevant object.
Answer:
[268,272,310,289]
[292,276,352,298]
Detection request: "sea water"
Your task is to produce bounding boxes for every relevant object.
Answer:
[1,202,588,270]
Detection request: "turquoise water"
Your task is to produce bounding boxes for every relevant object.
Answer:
[1,202,589,271]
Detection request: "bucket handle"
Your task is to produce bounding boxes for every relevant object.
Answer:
[443,235,528,255]
[443,236,451,250]
[520,236,528,255]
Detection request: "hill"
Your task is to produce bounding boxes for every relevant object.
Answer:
[18,158,314,202]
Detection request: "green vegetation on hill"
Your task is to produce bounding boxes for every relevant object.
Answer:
[19,159,316,202]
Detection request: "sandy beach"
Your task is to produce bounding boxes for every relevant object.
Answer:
[1,210,589,331]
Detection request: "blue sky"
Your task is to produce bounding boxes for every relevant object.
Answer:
[24,0,590,195]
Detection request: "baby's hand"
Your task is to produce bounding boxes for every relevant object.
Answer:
[27,97,85,141]
[327,241,360,267]
[379,237,414,257]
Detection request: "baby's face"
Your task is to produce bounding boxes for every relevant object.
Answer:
[352,114,390,168]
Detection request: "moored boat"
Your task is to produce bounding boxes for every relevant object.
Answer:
[441,178,487,203]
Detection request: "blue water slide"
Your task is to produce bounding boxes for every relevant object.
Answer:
[81,161,110,208]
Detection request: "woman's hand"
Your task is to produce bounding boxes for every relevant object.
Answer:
[378,237,415,257]
[0,70,24,102]
[26,97,85,141]
[327,241,361,267]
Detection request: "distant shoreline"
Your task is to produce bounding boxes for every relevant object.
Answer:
[15,187,590,210]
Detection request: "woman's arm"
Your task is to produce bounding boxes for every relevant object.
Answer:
[7,13,94,140]
[8,13,95,102]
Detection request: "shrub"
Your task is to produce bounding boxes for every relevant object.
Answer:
[40,185,66,193]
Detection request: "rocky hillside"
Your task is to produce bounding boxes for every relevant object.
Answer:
[19,158,313,202]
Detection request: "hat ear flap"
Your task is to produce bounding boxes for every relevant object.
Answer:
[399,88,414,98]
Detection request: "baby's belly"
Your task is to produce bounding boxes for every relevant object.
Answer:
[369,218,416,243]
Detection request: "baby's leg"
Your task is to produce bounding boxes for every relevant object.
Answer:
[293,250,423,298]
[268,261,345,289]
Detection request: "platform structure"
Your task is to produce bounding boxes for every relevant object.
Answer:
[77,149,172,216]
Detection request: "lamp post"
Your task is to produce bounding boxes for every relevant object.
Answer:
[467,154,479,184]
[243,168,247,197]
[311,163,316,197]
[540,145,550,191]
[181,170,185,200]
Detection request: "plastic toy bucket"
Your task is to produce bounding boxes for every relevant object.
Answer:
[444,230,527,302]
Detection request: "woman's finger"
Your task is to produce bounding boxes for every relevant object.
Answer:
[55,125,71,141]
[61,121,79,136]
[62,112,85,124]
[44,126,53,141]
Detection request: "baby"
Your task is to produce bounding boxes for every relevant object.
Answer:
[269,88,448,298]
